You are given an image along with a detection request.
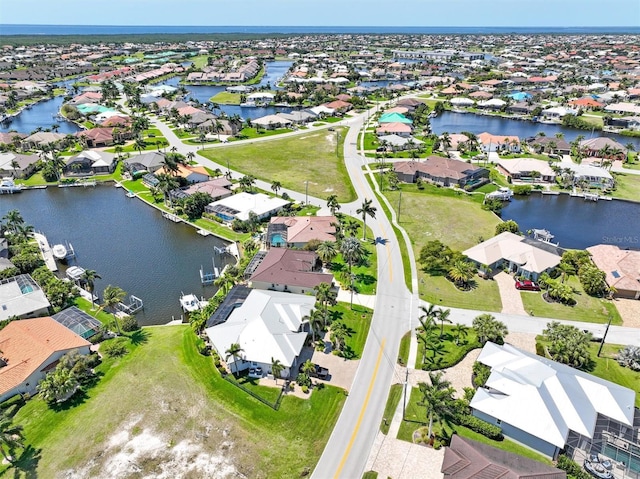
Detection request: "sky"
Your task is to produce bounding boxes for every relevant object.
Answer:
[1,0,639,27]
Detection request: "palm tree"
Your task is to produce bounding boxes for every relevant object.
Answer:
[330,322,348,351]
[417,372,456,440]
[340,236,365,276]
[2,209,24,234]
[156,174,179,205]
[186,151,195,163]
[271,180,282,196]
[214,269,236,295]
[10,159,20,178]
[134,137,146,155]
[326,194,341,215]
[472,313,508,345]
[314,281,336,325]
[301,359,316,376]
[343,218,360,238]
[356,198,377,241]
[225,343,244,377]
[239,175,256,192]
[436,308,452,339]
[0,411,24,464]
[557,262,575,283]
[99,285,126,334]
[452,323,469,345]
[447,259,476,289]
[316,240,338,266]
[81,269,101,308]
[271,357,285,384]
[418,304,438,334]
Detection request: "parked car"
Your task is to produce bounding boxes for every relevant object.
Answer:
[309,363,329,380]
[515,279,541,291]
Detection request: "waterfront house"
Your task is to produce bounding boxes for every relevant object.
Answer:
[441,435,566,479]
[393,156,489,189]
[154,163,210,184]
[527,135,572,155]
[124,151,167,177]
[470,342,637,462]
[63,150,117,176]
[170,177,233,202]
[0,274,51,322]
[204,289,313,378]
[587,245,640,299]
[251,114,293,130]
[375,122,413,137]
[462,232,561,280]
[0,316,91,402]
[579,137,627,160]
[0,152,39,178]
[496,158,556,182]
[569,163,614,189]
[51,306,102,340]
[477,132,521,153]
[247,248,334,294]
[22,132,66,150]
[205,192,289,222]
[75,127,115,148]
[378,112,413,124]
[267,216,337,249]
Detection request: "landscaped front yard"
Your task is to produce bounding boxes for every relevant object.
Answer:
[5,327,346,479]
[199,128,356,202]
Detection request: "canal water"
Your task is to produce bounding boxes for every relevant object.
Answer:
[431,111,640,150]
[0,95,82,135]
[501,193,640,250]
[0,186,233,325]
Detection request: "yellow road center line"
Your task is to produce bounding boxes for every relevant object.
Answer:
[333,338,387,478]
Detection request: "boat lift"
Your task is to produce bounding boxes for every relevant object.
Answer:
[199,246,227,285]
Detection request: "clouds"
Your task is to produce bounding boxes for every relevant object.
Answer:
[2,0,638,27]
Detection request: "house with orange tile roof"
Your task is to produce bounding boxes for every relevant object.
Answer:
[568,97,604,109]
[0,317,91,402]
[267,216,337,248]
[375,122,413,137]
[477,132,521,153]
[586,245,640,299]
[155,164,210,184]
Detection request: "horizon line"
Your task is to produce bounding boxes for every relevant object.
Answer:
[2,23,639,28]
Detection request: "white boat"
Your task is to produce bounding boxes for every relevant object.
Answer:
[239,101,256,107]
[0,178,23,194]
[52,244,68,260]
[180,293,207,313]
[126,190,136,198]
[66,265,86,282]
[486,187,513,201]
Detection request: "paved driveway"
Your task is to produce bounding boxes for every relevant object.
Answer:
[494,272,528,316]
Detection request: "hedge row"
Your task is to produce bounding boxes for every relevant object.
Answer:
[457,414,504,440]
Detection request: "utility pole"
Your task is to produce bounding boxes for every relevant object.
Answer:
[402,367,408,421]
[597,315,613,357]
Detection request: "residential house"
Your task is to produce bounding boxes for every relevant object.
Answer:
[470,342,637,462]
[527,135,572,155]
[579,137,627,160]
[477,132,521,153]
[248,248,334,294]
[393,156,489,189]
[51,306,103,340]
[0,316,91,402]
[75,128,115,148]
[124,151,167,176]
[375,122,413,137]
[21,132,66,150]
[63,150,117,176]
[462,232,562,280]
[154,164,210,184]
[205,192,289,222]
[170,177,233,202]
[496,158,556,182]
[569,164,614,189]
[0,152,39,178]
[377,134,424,151]
[251,114,293,130]
[267,216,337,248]
[0,274,51,322]
[204,289,314,378]
[441,435,566,479]
[587,244,640,299]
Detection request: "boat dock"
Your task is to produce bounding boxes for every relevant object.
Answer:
[115,295,144,315]
[197,228,211,236]
[58,180,97,188]
[162,212,182,223]
[33,232,58,272]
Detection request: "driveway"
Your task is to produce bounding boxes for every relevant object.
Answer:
[493,272,528,316]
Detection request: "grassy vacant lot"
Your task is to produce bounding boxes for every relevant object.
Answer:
[397,387,552,464]
[384,183,503,312]
[331,303,373,359]
[612,172,640,201]
[210,91,241,104]
[5,327,345,479]
[415,324,480,370]
[520,276,621,325]
[199,128,356,203]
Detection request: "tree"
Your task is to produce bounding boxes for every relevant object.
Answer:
[542,321,591,369]
[81,269,101,308]
[2,209,24,234]
[452,323,469,345]
[617,345,640,371]
[314,282,337,324]
[556,261,575,284]
[417,372,456,439]
[0,411,24,464]
[340,237,365,276]
[37,366,79,404]
[356,198,377,241]
[447,260,476,290]
[183,192,213,220]
[156,174,179,205]
[225,342,244,376]
[545,279,575,304]
[270,180,282,196]
[495,220,519,235]
[418,304,438,334]
[134,137,147,155]
[330,322,349,352]
[271,357,285,383]
[326,194,341,215]
[436,308,452,339]
[99,285,126,334]
[316,240,338,266]
[239,174,256,192]
[472,314,508,345]
[578,264,608,297]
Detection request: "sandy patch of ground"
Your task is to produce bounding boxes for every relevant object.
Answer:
[60,416,241,479]
[613,298,640,328]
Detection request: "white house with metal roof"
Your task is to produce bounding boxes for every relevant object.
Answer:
[204,289,314,378]
[205,192,289,223]
[470,342,636,460]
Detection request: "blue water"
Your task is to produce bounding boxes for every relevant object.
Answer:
[0,95,81,134]
[2,25,639,35]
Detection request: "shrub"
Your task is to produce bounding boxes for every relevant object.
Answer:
[101,338,129,358]
[512,185,532,195]
[556,455,591,479]
[456,414,503,440]
[472,361,491,388]
[296,372,311,388]
[120,315,139,332]
[301,385,309,394]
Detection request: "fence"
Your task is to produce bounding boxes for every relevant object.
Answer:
[222,374,286,410]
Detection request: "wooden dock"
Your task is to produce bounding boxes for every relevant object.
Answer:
[33,232,58,272]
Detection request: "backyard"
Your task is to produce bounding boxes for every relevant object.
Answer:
[4,327,346,479]
[199,128,356,202]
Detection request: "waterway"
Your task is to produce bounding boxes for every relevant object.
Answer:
[501,193,640,250]
[431,111,640,150]
[0,95,82,135]
[0,186,233,325]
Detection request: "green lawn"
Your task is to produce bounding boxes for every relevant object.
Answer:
[171,128,196,139]
[398,331,411,366]
[383,183,503,312]
[415,324,480,370]
[331,302,373,359]
[380,384,403,434]
[105,136,169,153]
[362,471,379,479]
[5,327,346,479]
[329,236,377,295]
[587,342,640,408]
[228,127,293,141]
[520,276,622,325]
[210,91,242,104]
[612,173,640,201]
[200,128,356,202]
